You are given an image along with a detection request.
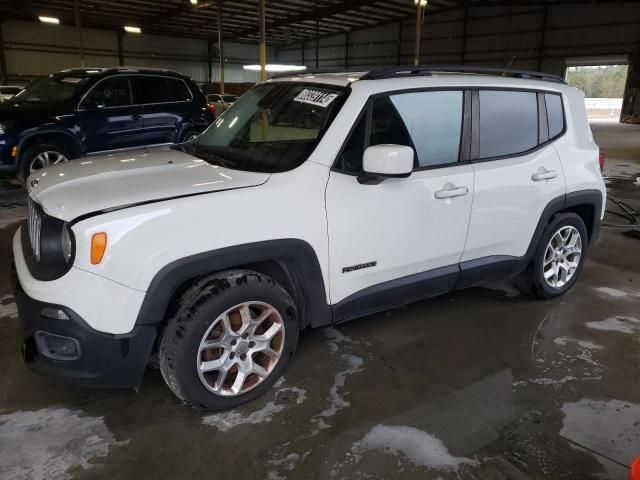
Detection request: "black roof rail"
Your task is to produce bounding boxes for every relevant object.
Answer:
[360,65,566,83]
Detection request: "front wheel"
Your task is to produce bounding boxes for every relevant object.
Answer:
[159,270,298,411]
[20,143,70,181]
[515,213,588,299]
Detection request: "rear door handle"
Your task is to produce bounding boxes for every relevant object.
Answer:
[435,185,469,199]
[532,169,558,181]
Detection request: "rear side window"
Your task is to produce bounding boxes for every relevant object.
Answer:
[545,93,564,139]
[132,76,171,104]
[479,90,538,159]
[82,76,131,108]
[168,78,192,102]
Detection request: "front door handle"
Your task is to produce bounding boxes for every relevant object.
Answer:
[131,114,142,121]
[435,184,469,199]
[532,168,558,181]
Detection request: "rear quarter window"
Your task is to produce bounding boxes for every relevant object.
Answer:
[545,93,565,139]
[479,90,538,159]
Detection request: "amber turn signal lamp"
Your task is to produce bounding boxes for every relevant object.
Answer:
[90,233,107,265]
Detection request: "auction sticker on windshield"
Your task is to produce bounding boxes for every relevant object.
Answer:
[293,89,339,108]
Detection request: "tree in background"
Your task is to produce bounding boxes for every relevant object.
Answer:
[565,65,628,98]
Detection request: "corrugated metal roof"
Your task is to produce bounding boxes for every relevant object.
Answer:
[0,0,456,44]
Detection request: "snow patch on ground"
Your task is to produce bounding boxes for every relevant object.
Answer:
[308,328,365,435]
[586,316,640,334]
[0,408,127,480]
[316,354,364,419]
[594,287,629,298]
[0,295,17,319]
[352,424,478,472]
[202,385,306,432]
[553,337,604,350]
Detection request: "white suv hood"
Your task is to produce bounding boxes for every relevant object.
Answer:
[28,148,270,222]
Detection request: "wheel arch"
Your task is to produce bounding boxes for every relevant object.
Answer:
[526,190,602,259]
[18,129,82,157]
[136,239,332,332]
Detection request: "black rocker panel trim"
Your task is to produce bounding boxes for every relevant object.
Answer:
[333,264,460,324]
[135,239,331,329]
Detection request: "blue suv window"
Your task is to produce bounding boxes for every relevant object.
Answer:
[132,76,172,105]
[82,76,131,108]
[168,78,192,102]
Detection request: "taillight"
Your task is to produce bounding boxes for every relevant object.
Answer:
[599,153,605,171]
[207,103,216,115]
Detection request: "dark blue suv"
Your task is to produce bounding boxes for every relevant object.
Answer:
[0,67,214,181]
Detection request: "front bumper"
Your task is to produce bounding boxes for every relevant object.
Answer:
[11,263,157,389]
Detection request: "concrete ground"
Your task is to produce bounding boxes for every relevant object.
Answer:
[0,120,639,480]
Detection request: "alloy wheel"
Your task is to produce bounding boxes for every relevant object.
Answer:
[196,301,285,397]
[543,225,582,288]
[30,151,68,173]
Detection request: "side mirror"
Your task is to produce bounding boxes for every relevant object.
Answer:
[358,145,414,184]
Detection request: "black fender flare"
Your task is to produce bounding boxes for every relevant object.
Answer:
[135,239,332,330]
[17,128,82,160]
[457,189,603,288]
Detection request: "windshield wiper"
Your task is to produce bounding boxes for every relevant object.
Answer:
[193,147,237,169]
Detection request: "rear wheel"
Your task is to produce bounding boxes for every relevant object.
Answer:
[159,270,298,411]
[515,213,588,299]
[20,143,70,180]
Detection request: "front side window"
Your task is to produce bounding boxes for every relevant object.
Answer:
[479,90,538,159]
[190,82,345,173]
[336,90,464,173]
[81,76,131,108]
[389,91,463,168]
[132,76,172,104]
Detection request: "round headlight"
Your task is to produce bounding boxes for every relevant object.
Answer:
[61,225,73,263]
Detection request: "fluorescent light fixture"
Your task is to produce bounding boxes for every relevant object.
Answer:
[243,64,307,73]
[414,0,428,5]
[39,16,60,24]
[124,26,142,34]
[190,0,198,4]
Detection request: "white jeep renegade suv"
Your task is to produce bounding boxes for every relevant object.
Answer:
[12,66,605,410]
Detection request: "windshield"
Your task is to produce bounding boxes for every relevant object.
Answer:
[12,75,90,105]
[191,82,346,173]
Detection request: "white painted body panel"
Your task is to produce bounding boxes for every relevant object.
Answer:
[13,229,145,334]
[27,148,270,221]
[554,88,606,218]
[461,144,566,261]
[13,72,606,336]
[326,165,474,303]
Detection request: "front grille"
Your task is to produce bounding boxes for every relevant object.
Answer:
[27,197,42,262]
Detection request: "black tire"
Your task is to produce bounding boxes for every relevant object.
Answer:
[20,143,70,182]
[159,270,299,411]
[515,212,588,299]
[180,130,201,143]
